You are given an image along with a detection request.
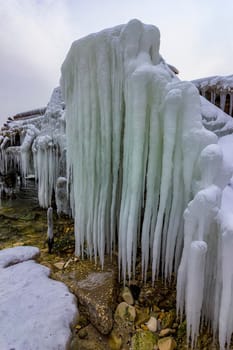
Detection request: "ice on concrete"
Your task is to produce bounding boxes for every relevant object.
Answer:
[0,246,78,350]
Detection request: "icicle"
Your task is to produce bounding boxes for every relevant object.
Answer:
[186,241,207,348]
[211,89,216,104]
[220,91,227,112]
[229,93,233,117]
[218,218,233,349]
[47,207,54,254]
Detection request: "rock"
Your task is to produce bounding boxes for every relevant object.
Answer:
[108,330,122,350]
[146,316,158,332]
[70,324,110,350]
[121,286,134,305]
[114,302,136,324]
[158,337,177,350]
[160,310,176,329]
[75,270,116,335]
[78,328,88,339]
[131,330,158,350]
[159,328,175,337]
[138,285,157,306]
[152,304,161,313]
[54,261,64,270]
[135,307,150,326]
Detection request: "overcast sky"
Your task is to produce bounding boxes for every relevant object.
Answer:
[0,0,232,125]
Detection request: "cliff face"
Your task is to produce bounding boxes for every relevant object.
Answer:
[192,75,233,117]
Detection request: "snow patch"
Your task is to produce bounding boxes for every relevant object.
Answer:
[0,246,78,350]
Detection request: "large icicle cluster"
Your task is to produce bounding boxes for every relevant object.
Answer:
[0,87,67,207]
[61,19,233,348]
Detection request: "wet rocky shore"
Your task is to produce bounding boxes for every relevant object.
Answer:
[0,199,227,350]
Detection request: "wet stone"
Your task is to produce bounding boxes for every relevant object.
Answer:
[75,269,117,335]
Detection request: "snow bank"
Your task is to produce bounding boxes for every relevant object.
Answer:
[0,246,78,350]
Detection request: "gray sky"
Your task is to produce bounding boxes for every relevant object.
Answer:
[0,0,232,125]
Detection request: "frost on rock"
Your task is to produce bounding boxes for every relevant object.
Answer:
[0,246,78,350]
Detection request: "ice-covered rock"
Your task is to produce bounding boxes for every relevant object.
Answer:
[0,245,39,268]
[200,96,233,137]
[0,246,78,350]
[193,75,233,117]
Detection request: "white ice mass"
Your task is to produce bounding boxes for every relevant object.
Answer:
[1,19,233,348]
[0,246,78,350]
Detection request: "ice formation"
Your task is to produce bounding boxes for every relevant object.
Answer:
[60,19,233,348]
[193,75,233,117]
[0,87,66,205]
[1,19,233,348]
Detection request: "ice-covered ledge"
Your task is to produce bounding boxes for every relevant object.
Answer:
[0,246,78,350]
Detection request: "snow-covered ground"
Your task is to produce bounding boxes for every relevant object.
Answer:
[0,246,78,350]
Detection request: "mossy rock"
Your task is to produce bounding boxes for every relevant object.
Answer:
[161,309,176,329]
[176,320,186,339]
[131,330,158,350]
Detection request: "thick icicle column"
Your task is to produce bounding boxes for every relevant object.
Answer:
[61,19,233,348]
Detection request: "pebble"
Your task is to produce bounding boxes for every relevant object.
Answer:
[114,302,136,323]
[121,286,134,305]
[158,336,177,350]
[159,328,175,337]
[146,316,158,332]
[108,330,122,350]
[53,261,64,270]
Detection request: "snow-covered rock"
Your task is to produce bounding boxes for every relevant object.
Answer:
[193,75,233,117]
[0,245,39,268]
[200,96,233,136]
[0,246,78,350]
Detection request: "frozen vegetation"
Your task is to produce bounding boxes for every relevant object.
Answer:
[1,19,233,348]
[0,246,78,350]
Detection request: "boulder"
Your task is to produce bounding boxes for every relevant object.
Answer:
[75,269,116,335]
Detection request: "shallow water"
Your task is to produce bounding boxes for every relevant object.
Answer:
[0,197,74,259]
